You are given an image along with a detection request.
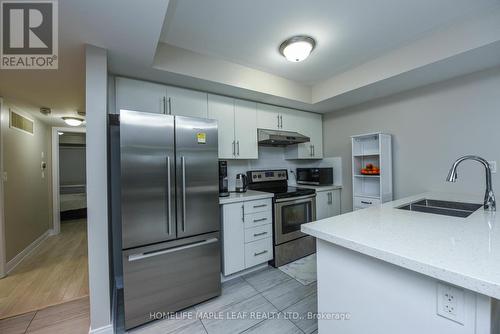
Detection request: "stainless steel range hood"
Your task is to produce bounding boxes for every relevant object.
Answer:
[258,129,310,146]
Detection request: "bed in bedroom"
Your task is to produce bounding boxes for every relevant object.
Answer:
[60,185,87,221]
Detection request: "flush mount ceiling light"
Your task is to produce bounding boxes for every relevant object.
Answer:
[279,36,316,62]
[62,117,84,127]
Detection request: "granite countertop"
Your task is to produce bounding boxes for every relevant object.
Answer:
[302,192,500,299]
[219,190,274,205]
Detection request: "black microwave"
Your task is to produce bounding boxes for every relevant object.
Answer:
[296,168,333,186]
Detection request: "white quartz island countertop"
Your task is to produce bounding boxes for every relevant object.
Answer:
[219,190,273,205]
[302,192,500,299]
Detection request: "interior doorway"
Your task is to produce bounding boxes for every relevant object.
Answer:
[0,101,89,321]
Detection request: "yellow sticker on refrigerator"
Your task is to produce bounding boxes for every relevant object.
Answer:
[197,132,206,144]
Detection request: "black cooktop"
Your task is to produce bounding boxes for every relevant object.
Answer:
[246,169,315,199]
[263,186,315,199]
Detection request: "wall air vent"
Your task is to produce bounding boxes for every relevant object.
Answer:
[10,109,34,135]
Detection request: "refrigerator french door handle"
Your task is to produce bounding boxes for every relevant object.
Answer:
[181,156,187,232]
[166,156,172,235]
[127,238,219,262]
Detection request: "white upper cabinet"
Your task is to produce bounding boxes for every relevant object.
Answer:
[166,86,208,118]
[116,77,166,114]
[208,94,235,159]
[208,94,258,160]
[256,103,281,130]
[285,111,323,159]
[116,76,323,160]
[234,100,258,159]
[116,77,208,118]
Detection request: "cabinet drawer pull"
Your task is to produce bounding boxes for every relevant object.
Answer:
[253,204,267,208]
[254,250,268,256]
[361,201,372,205]
[253,218,267,223]
[253,232,268,237]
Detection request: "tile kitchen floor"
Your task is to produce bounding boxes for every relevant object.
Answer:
[124,266,318,334]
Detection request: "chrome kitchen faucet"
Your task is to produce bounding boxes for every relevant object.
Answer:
[446,155,496,211]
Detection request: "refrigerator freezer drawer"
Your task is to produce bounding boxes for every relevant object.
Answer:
[122,232,221,330]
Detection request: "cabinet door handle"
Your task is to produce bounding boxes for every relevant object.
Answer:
[361,201,372,205]
[253,204,267,208]
[254,250,268,256]
[162,97,166,114]
[312,145,315,156]
[253,232,268,237]
[253,218,267,223]
[232,141,235,156]
[168,97,172,115]
[328,192,332,204]
[242,204,245,222]
[280,115,283,128]
[277,115,280,128]
[237,141,240,156]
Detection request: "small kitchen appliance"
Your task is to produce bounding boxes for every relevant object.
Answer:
[219,160,229,197]
[235,173,248,193]
[296,167,333,186]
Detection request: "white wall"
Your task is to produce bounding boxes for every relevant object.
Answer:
[1,102,52,263]
[85,44,112,333]
[226,146,342,190]
[322,67,500,212]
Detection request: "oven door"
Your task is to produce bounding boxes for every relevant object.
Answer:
[274,195,316,244]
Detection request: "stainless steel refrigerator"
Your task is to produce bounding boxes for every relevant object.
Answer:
[118,109,221,329]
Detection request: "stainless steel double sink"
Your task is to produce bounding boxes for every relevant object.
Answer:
[398,199,482,218]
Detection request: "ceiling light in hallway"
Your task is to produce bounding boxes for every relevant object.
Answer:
[279,36,316,62]
[62,117,84,126]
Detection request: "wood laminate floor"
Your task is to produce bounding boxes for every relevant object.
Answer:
[0,219,89,320]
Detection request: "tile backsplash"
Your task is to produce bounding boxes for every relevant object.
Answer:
[225,146,342,190]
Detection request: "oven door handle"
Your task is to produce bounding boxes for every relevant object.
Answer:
[274,194,316,203]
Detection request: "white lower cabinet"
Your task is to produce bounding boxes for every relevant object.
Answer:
[221,198,273,276]
[244,237,273,268]
[316,189,341,220]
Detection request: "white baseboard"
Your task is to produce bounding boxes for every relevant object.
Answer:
[6,230,51,273]
[89,324,114,334]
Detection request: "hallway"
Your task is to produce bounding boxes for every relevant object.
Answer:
[0,220,89,319]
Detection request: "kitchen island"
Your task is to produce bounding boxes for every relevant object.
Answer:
[302,192,500,334]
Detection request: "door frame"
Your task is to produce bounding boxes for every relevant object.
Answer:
[51,127,86,235]
[0,98,6,278]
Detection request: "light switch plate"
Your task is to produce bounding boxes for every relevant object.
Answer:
[488,161,497,173]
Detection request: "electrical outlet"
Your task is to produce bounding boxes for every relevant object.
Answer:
[437,283,465,324]
[488,161,497,173]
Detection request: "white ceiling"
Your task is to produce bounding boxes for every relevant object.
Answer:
[161,0,500,85]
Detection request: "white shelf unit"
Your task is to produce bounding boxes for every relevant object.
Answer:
[351,133,392,210]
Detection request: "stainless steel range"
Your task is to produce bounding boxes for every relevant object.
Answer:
[247,169,316,267]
